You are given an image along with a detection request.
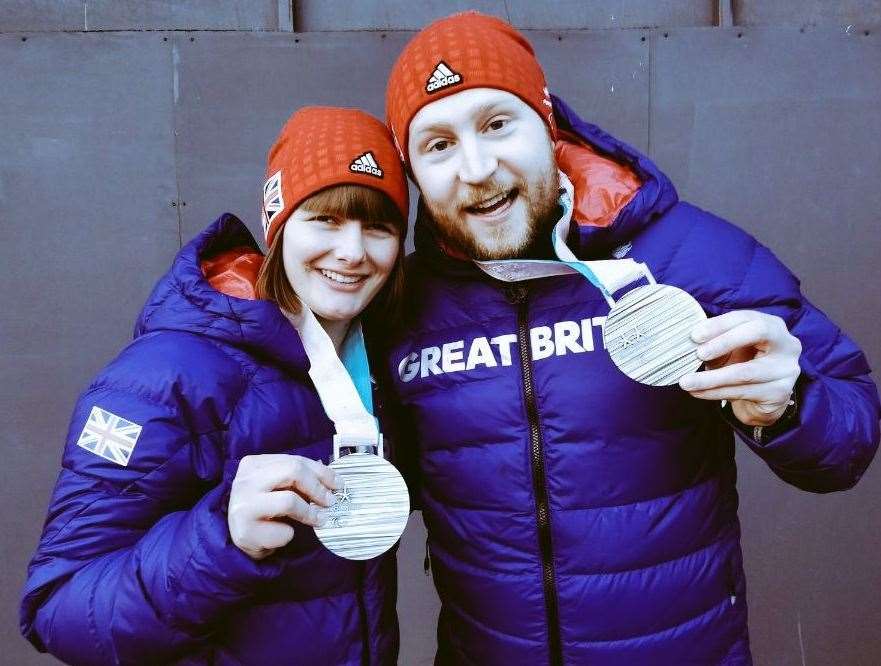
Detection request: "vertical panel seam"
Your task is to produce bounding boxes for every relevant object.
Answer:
[171,37,183,248]
[647,29,654,157]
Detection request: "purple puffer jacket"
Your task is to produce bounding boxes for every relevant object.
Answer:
[20,216,398,666]
[384,96,880,665]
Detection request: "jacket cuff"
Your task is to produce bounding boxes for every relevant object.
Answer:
[165,482,286,628]
[719,372,804,447]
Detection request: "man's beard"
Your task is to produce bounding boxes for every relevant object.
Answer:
[423,166,561,261]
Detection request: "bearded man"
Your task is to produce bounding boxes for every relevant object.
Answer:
[381,12,880,665]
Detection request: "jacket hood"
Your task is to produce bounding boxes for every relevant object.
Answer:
[413,94,679,264]
[134,214,310,375]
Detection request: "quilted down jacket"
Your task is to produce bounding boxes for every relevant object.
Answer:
[20,215,399,666]
[383,95,880,665]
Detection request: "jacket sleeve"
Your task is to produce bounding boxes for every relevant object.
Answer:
[20,383,283,665]
[711,241,880,493]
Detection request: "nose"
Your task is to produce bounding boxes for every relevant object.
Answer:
[334,221,367,264]
[458,134,497,185]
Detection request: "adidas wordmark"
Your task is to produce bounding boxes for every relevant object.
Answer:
[349,152,383,178]
[426,61,462,93]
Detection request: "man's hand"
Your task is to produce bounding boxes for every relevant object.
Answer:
[678,310,802,427]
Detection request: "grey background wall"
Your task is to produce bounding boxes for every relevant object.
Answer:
[1,2,879,664]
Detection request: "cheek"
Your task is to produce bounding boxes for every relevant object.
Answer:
[283,228,326,266]
[282,235,325,289]
[367,238,400,275]
[414,160,456,204]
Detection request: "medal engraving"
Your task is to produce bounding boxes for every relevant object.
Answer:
[604,284,706,386]
[326,482,353,528]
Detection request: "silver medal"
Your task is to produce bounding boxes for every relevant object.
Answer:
[604,283,707,386]
[313,436,410,561]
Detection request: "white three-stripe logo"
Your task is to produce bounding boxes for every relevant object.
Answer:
[349,152,383,177]
[426,61,462,93]
[76,406,143,466]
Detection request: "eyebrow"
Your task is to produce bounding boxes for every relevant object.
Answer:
[413,101,510,137]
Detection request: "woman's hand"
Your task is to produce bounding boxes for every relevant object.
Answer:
[228,454,342,560]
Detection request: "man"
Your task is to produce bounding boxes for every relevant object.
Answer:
[380,12,880,666]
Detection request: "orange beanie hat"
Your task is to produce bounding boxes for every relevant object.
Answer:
[261,107,409,248]
[386,11,556,166]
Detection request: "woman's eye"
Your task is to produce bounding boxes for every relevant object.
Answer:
[487,119,507,132]
[367,222,396,234]
[311,215,336,223]
[427,139,449,153]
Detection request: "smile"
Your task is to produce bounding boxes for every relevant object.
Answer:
[319,269,368,285]
[466,188,518,218]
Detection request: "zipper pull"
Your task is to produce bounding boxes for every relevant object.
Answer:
[423,538,431,576]
[726,557,737,606]
[503,283,529,304]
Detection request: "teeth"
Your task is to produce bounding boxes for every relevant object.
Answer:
[320,269,364,284]
[473,191,508,210]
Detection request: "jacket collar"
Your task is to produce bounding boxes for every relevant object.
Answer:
[134,214,310,375]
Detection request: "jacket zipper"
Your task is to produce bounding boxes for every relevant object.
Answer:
[726,555,737,607]
[357,562,371,665]
[509,284,564,666]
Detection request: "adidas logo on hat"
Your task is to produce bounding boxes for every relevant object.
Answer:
[426,61,462,93]
[349,152,383,178]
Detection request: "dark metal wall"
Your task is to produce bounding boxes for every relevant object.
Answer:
[2,2,879,665]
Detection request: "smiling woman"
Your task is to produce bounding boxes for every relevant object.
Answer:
[257,184,406,344]
[19,105,413,665]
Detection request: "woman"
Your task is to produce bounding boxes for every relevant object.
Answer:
[20,107,409,665]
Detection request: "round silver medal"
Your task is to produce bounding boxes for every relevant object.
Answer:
[603,283,707,386]
[314,452,410,561]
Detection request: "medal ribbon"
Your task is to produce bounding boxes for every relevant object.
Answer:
[475,172,653,306]
[285,305,381,455]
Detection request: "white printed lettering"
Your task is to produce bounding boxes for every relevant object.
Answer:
[397,318,607,383]
[420,346,442,378]
[581,318,595,351]
[441,340,466,373]
[465,337,498,370]
[491,334,518,366]
[554,320,584,356]
[592,316,607,349]
[531,326,554,360]
[399,352,420,382]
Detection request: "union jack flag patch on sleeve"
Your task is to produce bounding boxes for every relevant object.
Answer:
[75,406,143,466]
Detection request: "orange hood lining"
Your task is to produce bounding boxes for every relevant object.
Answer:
[554,129,642,229]
[201,246,263,300]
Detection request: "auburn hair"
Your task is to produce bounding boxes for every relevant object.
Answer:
[255,184,407,328]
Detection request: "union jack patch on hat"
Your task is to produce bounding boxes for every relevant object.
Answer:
[261,170,285,239]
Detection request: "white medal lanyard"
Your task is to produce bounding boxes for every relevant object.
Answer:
[285,305,410,560]
[475,172,656,305]
[475,172,707,387]
[287,304,381,457]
